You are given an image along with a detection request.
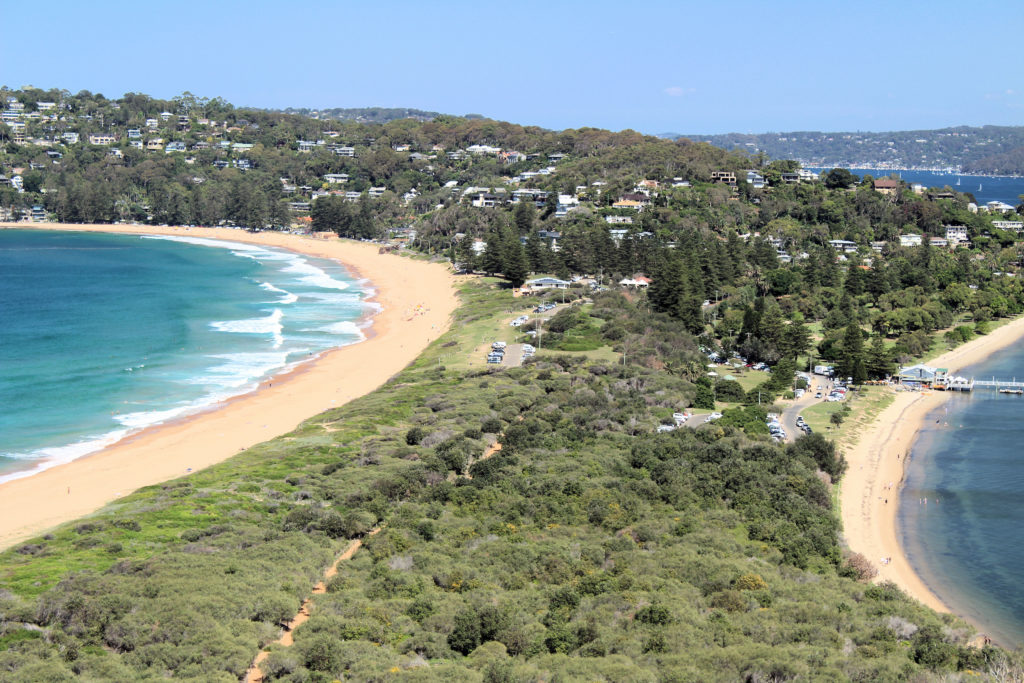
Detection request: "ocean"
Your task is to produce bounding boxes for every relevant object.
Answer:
[0,229,373,483]
[900,341,1024,647]
[807,168,1024,207]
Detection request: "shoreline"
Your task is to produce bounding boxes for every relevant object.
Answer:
[0,223,459,551]
[840,314,1024,637]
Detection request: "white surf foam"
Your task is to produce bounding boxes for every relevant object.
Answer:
[315,321,366,339]
[0,429,130,484]
[282,259,350,290]
[260,282,298,304]
[210,309,284,348]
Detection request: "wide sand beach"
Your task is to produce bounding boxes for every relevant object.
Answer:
[0,223,459,550]
[841,315,1024,627]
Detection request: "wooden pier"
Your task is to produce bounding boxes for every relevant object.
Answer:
[962,378,1024,393]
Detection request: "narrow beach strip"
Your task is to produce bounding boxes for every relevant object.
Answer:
[841,315,1024,619]
[0,223,458,551]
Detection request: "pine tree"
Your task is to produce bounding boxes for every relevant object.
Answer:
[837,323,865,382]
[503,241,530,288]
[866,334,895,379]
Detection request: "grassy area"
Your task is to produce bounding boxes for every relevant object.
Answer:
[413,277,531,372]
[800,385,895,450]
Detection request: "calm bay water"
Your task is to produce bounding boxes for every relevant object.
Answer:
[0,230,373,482]
[900,340,1024,646]
[808,168,1024,207]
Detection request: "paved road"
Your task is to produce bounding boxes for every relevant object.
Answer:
[504,343,525,367]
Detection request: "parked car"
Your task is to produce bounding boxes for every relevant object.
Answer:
[704,412,723,423]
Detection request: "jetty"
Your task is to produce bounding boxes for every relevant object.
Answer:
[897,364,1024,394]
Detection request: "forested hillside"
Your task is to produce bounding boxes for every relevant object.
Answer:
[676,126,1024,175]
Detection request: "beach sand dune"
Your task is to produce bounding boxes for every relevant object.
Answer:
[841,315,1024,621]
[0,224,458,551]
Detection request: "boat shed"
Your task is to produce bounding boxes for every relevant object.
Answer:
[897,364,947,386]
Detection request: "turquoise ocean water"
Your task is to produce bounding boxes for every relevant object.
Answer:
[0,229,374,483]
[900,340,1024,647]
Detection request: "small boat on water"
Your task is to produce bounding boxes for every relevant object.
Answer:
[957,177,961,186]
[998,388,1023,395]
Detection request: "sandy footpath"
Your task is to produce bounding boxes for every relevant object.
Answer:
[0,223,458,550]
[841,315,1024,619]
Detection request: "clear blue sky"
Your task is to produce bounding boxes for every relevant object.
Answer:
[3,0,1021,135]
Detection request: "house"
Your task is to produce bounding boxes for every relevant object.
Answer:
[608,229,629,243]
[511,188,548,205]
[165,141,186,153]
[145,118,158,128]
[159,111,172,121]
[873,178,900,195]
[446,150,466,161]
[746,170,767,188]
[323,173,349,184]
[344,191,362,202]
[88,133,117,145]
[522,277,569,293]
[991,220,1024,233]
[61,132,79,144]
[930,237,948,247]
[828,239,858,254]
[499,150,526,164]
[213,160,230,169]
[107,148,123,159]
[45,149,62,160]
[129,140,143,149]
[233,159,253,170]
[288,201,311,212]
[146,138,164,151]
[555,194,579,218]
[469,192,501,208]
[781,172,799,183]
[870,241,887,252]
[619,276,651,288]
[612,199,643,211]
[899,233,922,247]
[297,140,318,153]
[466,144,501,155]
[547,152,566,163]
[368,186,386,198]
[986,200,1015,213]
[36,101,56,110]
[127,129,142,139]
[797,169,820,182]
[332,145,356,157]
[711,171,737,186]
[605,215,633,224]
[232,143,254,152]
[945,225,969,244]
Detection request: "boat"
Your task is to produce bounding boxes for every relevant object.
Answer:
[979,184,983,191]
[999,388,1023,395]
[956,177,961,186]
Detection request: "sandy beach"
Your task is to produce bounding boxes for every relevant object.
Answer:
[0,223,459,550]
[841,315,1024,620]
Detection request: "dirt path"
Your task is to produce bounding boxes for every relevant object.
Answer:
[242,437,504,681]
[243,527,382,683]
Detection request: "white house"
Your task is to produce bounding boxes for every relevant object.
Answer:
[522,277,569,293]
[323,173,349,184]
[900,234,922,247]
[945,225,969,243]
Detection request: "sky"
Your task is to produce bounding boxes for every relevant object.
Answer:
[3,0,1022,135]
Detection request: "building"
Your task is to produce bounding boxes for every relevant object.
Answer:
[332,145,356,157]
[88,133,117,145]
[873,178,900,196]
[611,199,643,211]
[945,225,969,244]
[146,138,164,151]
[992,220,1023,233]
[711,171,737,186]
[828,239,858,254]
[898,364,947,387]
[899,233,922,247]
[522,277,569,293]
[323,173,349,184]
[368,186,386,198]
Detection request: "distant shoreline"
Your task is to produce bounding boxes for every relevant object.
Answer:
[0,223,459,550]
[840,315,1024,644]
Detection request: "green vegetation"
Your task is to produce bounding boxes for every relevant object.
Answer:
[5,87,1024,680]
[0,281,1018,681]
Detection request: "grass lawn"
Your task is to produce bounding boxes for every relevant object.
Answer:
[800,385,895,450]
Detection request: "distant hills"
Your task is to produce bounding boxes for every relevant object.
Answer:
[271,106,444,124]
[664,126,1024,176]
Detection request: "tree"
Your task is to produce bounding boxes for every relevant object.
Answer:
[866,335,894,379]
[504,241,530,288]
[836,323,865,381]
[824,168,859,190]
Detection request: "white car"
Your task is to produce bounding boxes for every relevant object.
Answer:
[704,412,723,423]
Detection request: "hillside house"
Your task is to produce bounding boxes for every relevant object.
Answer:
[900,234,922,247]
[88,133,117,145]
[323,173,349,184]
[873,178,900,196]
